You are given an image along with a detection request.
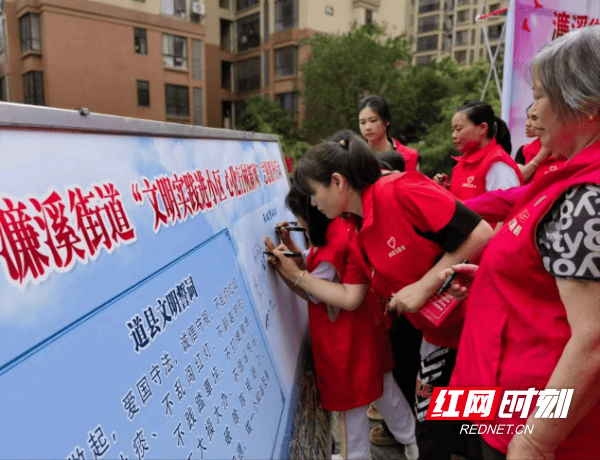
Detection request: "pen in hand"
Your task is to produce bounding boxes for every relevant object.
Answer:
[264,251,302,258]
[437,259,469,295]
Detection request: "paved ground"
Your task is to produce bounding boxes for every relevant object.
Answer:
[368,419,409,460]
[331,414,410,460]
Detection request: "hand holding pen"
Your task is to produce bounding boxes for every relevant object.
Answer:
[275,221,306,232]
[438,261,478,301]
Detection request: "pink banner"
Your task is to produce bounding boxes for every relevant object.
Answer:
[507,0,600,154]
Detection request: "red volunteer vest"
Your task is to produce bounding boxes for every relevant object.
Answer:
[450,139,523,201]
[358,172,465,349]
[451,142,600,458]
[522,138,566,184]
[306,216,394,411]
[393,138,419,171]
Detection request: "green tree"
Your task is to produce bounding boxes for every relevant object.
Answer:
[236,95,311,161]
[411,58,502,177]
[300,24,411,143]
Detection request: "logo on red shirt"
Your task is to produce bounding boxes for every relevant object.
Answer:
[462,176,477,189]
[386,236,406,258]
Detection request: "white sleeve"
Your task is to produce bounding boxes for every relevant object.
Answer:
[485,162,521,192]
[306,261,338,304]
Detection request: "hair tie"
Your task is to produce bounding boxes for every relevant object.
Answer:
[339,139,348,149]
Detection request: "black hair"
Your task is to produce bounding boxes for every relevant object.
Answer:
[456,100,512,154]
[285,184,330,247]
[294,135,382,198]
[377,150,405,172]
[358,95,392,134]
[326,129,361,143]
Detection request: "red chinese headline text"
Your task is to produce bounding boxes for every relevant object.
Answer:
[131,160,282,232]
[0,183,136,287]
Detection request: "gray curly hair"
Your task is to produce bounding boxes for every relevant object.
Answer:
[531,25,600,121]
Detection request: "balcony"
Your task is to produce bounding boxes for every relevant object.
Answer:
[353,0,381,8]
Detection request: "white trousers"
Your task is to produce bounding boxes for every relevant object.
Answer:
[338,371,416,459]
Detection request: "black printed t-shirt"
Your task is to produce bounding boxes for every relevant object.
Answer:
[537,184,600,280]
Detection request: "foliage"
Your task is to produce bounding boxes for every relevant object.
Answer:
[239,24,504,175]
[236,94,310,161]
[298,24,502,177]
[410,58,502,177]
[300,24,411,143]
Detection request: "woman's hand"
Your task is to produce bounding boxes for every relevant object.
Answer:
[439,263,479,301]
[388,280,431,314]
[264,237,302,282]
[507,432,555,460]
[274,221,294,248]
[433,173,450,189]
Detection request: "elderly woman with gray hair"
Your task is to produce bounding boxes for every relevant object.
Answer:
[443,25,600,460]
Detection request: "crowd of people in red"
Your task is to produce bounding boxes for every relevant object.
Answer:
[265,25,600,460]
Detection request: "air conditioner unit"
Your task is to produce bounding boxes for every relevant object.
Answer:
[191,1,205,15]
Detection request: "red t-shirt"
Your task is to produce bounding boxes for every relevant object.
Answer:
[357,172,468,349]
[393,138,419,171]
[306,217,394,411]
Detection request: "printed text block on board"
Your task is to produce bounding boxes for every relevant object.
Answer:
[0,230,285,460]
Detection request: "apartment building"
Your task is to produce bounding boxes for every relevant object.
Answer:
[0,0,206,124]
[408,0,506,66]
[203,0,410,128]
[0,0,410,127]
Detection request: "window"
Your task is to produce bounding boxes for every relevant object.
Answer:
[275,0,298,32]
[470,49,474,63]
[416,34,438,52]
[19,13,41,54]
[137,81,150,106]
[454,50,467,63]
[237,0,259,11]
[237,13,260,52]
[471,29,476,45]
[415,54,433,65]
[457,9,469,24]
[193,87,203,126]
[134,28,147,55]
[457,0,469,4]
[165,84,189,116]
[222,61,233,90]
[161,0,186,17]
[263,51,270,87]
[163,33,187,69]
[174,0,186,17]
[489,3,500,12]
[488,24,503,39]
[220,19,233,52]
[220,0,230,8]
[192,40,202,80]
[275,46,296,78]
[418,15,439,33]
[418,0,440,14]
[23,71,44,105]
[263,1,270,42]
[276,92,297,118]
[473,8,478,23]
[237,57,260,93]
[455,30,468,45]
[365,9,373,24]
[0,77,7,102]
